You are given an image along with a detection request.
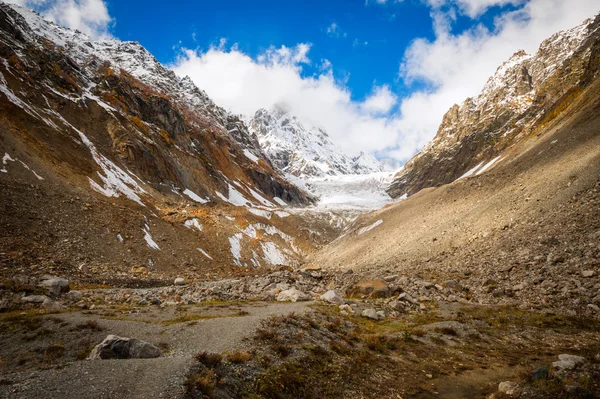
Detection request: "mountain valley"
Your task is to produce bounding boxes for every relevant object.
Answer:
[0,3,600,399]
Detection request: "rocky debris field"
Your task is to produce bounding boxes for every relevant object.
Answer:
[1,268,600,398]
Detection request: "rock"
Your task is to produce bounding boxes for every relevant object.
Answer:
[582,270,595,278]
[384,275,399,282]
[531,367,549,382]
[87,335,163,360]
[65,291,82,301]
[339,304,354,314]
[21,295,50,304]
[498,381,520,396]
[320,290,344,305]
[415,280,435,289]
[42,298,61,312]
[174,278,186,286]
[361,309,379,320]
[588,304,600,312]
[302,266,322,272]
[552,354,585,370]
[150,298,161,306]
[277,288,310,302]
[512,283,526,291]
[564,385,593,398]
[348,278,390,298]
[398,292,419,305]
[343,269,354,275]
[376,310,386,319]
[38,275,70,297]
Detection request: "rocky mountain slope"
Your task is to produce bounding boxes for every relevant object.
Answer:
[312,69,600,316]
[388,14,600,198]
[248,106,383,178]
[0,3,347,283]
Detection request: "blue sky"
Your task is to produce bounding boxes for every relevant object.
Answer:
[9,0,599,162]
[107,0,440,102]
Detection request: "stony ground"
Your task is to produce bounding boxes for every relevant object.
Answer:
[1,272,599,398]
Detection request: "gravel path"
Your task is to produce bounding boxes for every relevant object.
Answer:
[1,301,311,399]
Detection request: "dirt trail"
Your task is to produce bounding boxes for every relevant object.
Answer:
[0,301,311,399]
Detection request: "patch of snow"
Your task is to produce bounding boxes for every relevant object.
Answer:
[229,233,243,266]
[143,223,160,250]
[358,219,383,235]
[184,218,203,232]
[248,208,272,219]
[246,185,275,207]
[197,247,213,260]
[458,162,484,180]
[1,152,14,173]
[243,149,259,163]
[242,224,257,238]
[18,160,44,180]
[273,197,287,207]
[183,189,209,204]
[261,241,288,265]
[275,211,290,218]
[476,156,502,175]
[218,183,252,207]
[295,172,395,210]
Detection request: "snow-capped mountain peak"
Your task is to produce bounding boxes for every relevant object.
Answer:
[248,107,383,178]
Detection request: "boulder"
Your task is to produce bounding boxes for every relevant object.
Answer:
[498,381,520,396]
[339,304,354,314]
[320,290,344,305]
[174,278,186,286]
[552,354,585,370]
[277,288,311,302]
[531,367,549,382]
[38,275,70,297]
[21,295,50,304]
[398,292,419,305]
[42,298,62,312]
[361,309,379,320]
[87,335,163,360]
[348,278,391,298]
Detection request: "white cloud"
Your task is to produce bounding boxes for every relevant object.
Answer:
[326,22,347,38]
[428,0,525,18]
[172,44,400,157]
[365,0,403,5]
[172,0,599,163]
[361,85,398,114]
[388,0,600,160]
[5,0,112,39]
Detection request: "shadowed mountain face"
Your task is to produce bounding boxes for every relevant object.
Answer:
[0,4,337,281]
[388,15,600,198]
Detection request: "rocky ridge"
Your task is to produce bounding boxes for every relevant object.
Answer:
[388,14,600,197]
[248,106,383,178]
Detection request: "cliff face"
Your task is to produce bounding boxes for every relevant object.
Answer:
[0,4,335,280]
[0,4,313,208]
[248,107,383,178]
[388,15,600,198]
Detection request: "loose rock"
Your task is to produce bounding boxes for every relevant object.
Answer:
[87,335,163,360]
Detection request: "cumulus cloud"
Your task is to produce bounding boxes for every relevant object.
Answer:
[386,0,600,160]
[361,85,398,114]
[326,22,347,38]
[173,0,598,163]
[172,44,400,156]
[427,0,525,18]
[5,0,112,39]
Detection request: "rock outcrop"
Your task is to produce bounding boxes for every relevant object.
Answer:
[388,15,600,198]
